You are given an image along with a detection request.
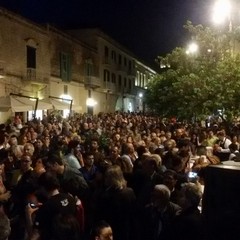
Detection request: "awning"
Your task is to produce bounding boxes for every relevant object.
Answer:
[0,96,82,112]
[11,97,33,112]
[17,98,53,110]
[50,98,71,110]
[0,96,33,112]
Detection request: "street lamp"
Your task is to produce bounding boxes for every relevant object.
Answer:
[86,97,97,115]
[138,92,143,112]
[186,43,199,55]
[212,0,232,31]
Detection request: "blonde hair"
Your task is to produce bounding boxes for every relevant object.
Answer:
[104,165,126,189]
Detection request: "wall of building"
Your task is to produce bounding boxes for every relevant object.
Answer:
[0,8,157,123]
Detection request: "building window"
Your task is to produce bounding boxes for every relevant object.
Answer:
[104,69,110,82]
[27,46,36,69]
[104,46,109,57]
[85,59,93,76]
[128,78,132,90]
[135,71,140,86]
[124,57,127,66]
[118,54,122,65]
[124,77,127,87]
[60,52,71,82]
[112,73,116,83]
[111,50,116,62]
[128,60,132,71]
[118,75,122,87]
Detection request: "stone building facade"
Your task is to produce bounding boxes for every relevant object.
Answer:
[0,7,156,122]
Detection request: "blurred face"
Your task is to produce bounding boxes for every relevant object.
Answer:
[208,131,214,137]
[111,147,119,158]
[31,132,38,140]
[176,129,183,137]
[91,141,99,150]
[84,155,94,167]
[163,174,177,191]
[151,132,157,140]
[21,155,32,172]
[24,144,34,156]
[96,227,113,240]
[36,139,43,149]
[73,144,81,155]
[22,136,28,145]
[127,136,133,143]
[43,136,50,145]
[232,136,238,143]
[10,137,18,146]
[45,162,59,174]
[166,132,172,139]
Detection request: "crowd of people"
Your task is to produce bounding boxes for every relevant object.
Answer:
[0,112,238,240]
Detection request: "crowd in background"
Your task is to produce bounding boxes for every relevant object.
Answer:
[0,111,238,240]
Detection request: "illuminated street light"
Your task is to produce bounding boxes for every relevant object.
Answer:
[86,98,97,107]
[186,43,199,55]
[86,97,97,115]
[212,0,231,25]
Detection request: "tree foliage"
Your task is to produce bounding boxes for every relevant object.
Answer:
[146,21,240,121]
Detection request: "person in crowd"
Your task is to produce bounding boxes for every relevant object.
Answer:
[229,143,240,161]
[206,129,218,147]
[141,184,181,240]
[177,138,192,174]
[170,182,204,240]
[45,153,89,202]
[192,146,220,171]
[23,143,35,156]
[64,140,83,170]
[10,153,33,188]
[0,152,11,206]
[25,172,78,240]
[213,131,232,161]
[90,220,113,240]
[162,169,180,204]
[0,210,11,240]
[0,132,9,150]
[94,165,136,240]
[90,138,104,168]
[134,154,163,209]
[80,152,100,186]
[33,137,49,162]
[108,146,121,165]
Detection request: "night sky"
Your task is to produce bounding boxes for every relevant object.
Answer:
[0,0,212,65]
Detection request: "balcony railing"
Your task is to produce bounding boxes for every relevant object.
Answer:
[102,57,111,65]
[103,81,117,93]
[84,76,101,88]
[24,68,49,84]
[26,68,36,81]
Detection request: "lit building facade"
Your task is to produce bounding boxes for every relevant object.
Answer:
[0,7,156,122]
